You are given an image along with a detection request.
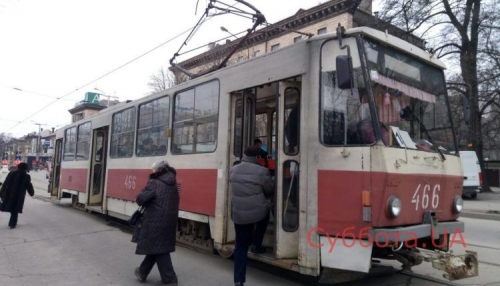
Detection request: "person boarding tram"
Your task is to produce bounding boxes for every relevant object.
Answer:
[230,145,274,286]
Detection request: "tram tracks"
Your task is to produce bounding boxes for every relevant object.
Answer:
[398,270,463,286]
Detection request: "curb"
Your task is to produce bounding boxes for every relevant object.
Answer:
[461,211,500,221]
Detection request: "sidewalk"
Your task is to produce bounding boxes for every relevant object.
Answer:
[461,187,500,221]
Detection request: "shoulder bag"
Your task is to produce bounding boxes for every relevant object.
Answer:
[128,206,145,226]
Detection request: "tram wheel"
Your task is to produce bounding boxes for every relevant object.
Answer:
[217,248,234,259]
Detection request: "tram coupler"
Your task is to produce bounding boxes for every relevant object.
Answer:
[424,250,478,281]
[394,248,423,271]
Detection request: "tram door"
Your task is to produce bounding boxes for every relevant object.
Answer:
[226,89,256,244]
[88,127,108,206]
[275,81,301,259]
[50,139,63,198]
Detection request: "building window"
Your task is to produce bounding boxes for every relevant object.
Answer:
[294,36,302,43]
[63,127,77,161]
[271,44,280,51]
[137,96,169,157]
[76,122,91,160]
[73,113,84,122]
[253,50,261,57]
[237,56,245,63]
[111,107,136,158]
[173,80,219,154]
[318,28,327,35]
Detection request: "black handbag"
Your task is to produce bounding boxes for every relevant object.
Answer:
[128,206,145,226]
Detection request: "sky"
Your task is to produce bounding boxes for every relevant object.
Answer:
[0,0,381,138]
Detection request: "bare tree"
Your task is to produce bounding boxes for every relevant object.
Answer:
[0,133,13,160]
[148,67,176,93]
[379,0,500,191]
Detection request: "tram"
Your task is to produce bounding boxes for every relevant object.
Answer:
[49,25,478,283]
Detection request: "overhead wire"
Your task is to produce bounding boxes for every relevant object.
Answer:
[177,29,248,57]
[2,86,79,102]
[5,23,198,133]
[5,0,257,133]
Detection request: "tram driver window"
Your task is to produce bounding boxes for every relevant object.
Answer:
[172,80,219,154]
[320,39,374,146]
[111,107,136,158]
[137,96,169,157]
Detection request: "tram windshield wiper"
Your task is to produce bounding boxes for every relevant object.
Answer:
[400,106,446,161]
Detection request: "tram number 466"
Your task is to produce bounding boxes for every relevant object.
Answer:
[411,184,440,211]
[124,175,137,190]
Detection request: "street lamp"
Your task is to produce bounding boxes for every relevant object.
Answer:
[94,88,119,107]
[221,26,237,39]
[31,121,45,166]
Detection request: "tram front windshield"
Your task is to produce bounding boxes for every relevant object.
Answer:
[363,38,456,154]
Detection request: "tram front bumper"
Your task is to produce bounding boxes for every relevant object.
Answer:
[369,220,464,243]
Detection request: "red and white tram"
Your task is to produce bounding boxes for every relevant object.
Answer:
[50,26,477,283]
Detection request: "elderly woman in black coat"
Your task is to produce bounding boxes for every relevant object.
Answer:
[132,160,180,286]
[0,162,35,229]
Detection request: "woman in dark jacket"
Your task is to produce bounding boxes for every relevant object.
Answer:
[0,162,35,229]
[132,160,179,286]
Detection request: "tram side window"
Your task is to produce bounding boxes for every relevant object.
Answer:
[233,97,254,158]
[284,88,300,155]
[63,127,77,161]
[111,107,136,158]
[321,71,373,145]
[76,122,91,161]
[255,113,268,152]
[320,39,374,146]
[172,80,219,154]
[233,99,243,157]
[137,96,169,157]
[282,160,299,232]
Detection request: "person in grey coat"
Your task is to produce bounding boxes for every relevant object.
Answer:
[230,145,274,286]
[133,160,179,286]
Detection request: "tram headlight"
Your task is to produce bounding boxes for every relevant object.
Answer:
[453,195,464,213]
[388,196,402,218]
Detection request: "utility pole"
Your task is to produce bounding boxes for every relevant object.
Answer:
[33,122,42,166]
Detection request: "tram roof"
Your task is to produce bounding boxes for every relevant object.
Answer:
[344,27,446,69]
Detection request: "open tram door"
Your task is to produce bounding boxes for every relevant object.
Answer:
[225,78,302,264]
[275,80,302,260]
[87,127,108,208]
[50,139,63,198]
[221,88,257,258]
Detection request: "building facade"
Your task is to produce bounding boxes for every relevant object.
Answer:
[171,0,423,82]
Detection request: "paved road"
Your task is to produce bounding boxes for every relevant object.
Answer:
[1,170,497,285]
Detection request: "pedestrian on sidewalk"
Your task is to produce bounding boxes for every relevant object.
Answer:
[0,162,35,229]
[230,145,274,286]
[132,160,180,286]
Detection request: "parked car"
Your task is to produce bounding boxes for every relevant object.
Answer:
[459,151,482,199]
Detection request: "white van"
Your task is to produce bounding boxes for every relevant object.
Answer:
[459,151,482,198]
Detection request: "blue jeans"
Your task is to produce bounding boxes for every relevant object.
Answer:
[234,213,270,283]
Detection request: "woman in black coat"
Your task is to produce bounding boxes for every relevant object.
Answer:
[0,162,35,229]
[132,160,179,286]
